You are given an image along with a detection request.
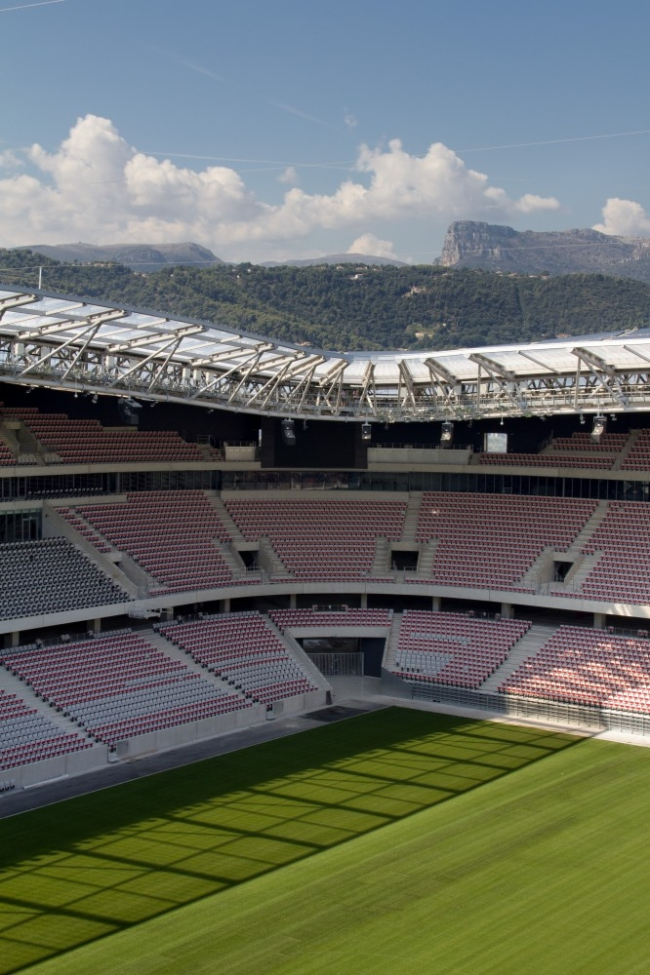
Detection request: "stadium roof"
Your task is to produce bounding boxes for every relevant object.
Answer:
[2,287,650,422]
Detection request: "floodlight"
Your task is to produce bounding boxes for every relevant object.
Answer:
[439,421,454,448]
[281,418,296,445]
[361,422,372,441]
[591,415,607,443]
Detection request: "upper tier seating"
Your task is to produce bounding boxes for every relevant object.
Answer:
[0,687,92,771]
[74,491,238,594]
[478,431,629,470]
[2,407,205,464]
[1,631,249,747]
[158,612,319,706]
[0,538,131,620]
[576,502,650,604]
[478,452,613,469]
[0,440,17,466]
[413,492,596,591]
[546,432,629,453]
[500,625,650,713]
[269,608,393,631]
[392,610,530,688]
[620,430,650,471]
[225,498,406,581]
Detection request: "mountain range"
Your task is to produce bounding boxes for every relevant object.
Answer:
[25,243,405,271]
[25,242,224,273]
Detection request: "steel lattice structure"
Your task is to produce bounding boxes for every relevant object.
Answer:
[2,287,650,422]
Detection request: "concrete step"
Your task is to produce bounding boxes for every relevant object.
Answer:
[208,496,246,545]
[370,537,391,577]
[566,500,609,555]
[264,617,331,691]
[520,546,554,586]
[259,537,293,580]
[416,539,437,578]
[480,623,555,692]
[382,613,403,671]
[143,629,250,700]
[0,665,97,739]
[400,496,422,545]
[611,430,640,470]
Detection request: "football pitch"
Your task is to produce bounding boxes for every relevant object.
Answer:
[1,707,650,974]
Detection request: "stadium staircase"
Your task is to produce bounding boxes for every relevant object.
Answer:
[520,547,554,588]
[611,429,642,470]
[479,624,555,692]
[207,496,259,580]
[264,617,331,692]
[400,496,422,545]
[561,552,605,592]
[258,538,293,580]
[550,501,610,593]
[143,629,252,702]
[0,665,97,742]
[10,419,46,465]
[212,539,249,581]
[382,613,403,671]
[44,503,142,598]
[370,537,392,577]
[565,500,609,556]
[209,496,246,546]
[415,539,438,578]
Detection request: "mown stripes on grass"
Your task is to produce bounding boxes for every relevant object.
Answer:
[0,708,611,974]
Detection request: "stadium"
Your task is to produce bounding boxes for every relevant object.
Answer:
[2,284,650,973]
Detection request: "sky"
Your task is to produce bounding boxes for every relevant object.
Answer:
[2,0,650,264]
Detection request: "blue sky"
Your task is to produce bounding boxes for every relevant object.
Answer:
[2,0,650,263]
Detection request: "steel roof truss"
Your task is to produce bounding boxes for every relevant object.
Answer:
[0,293,37,321]
[572,347,628,407]
[106,333,190,387]
[398,362,417,407]
[19,320,102,377]
[107,323,202,353]
[18,308,125,341]
[359,362,376,409]
[469,352,526,412]
[258,356,324,409]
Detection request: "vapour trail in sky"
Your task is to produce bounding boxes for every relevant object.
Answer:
[2,1,650,261]
[0,0,64,12]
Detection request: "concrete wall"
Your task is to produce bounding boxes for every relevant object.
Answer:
[113,704,266,759]
[3,743,108,791]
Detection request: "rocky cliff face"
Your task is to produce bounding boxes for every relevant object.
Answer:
[439,221,650,281]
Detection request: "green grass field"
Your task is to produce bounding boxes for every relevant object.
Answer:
[1,708,649,974]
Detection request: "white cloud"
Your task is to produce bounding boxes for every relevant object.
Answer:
[0,149,22,169]
[593,197,650,236]
[278,165,298,185]
[347,233,399,260]
[344,113,358,130]
[0,115,562,258]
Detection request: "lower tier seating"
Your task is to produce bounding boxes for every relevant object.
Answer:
[392,611,530,689]
[501,626,650,713]
[157,612,319,706]
[269,608,393,630]
[0,688,92,771]
[1,631,249,747]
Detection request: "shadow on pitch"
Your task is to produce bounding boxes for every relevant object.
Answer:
[0,708,583,974]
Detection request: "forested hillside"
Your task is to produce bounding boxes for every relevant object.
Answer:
[2,249,650,352]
